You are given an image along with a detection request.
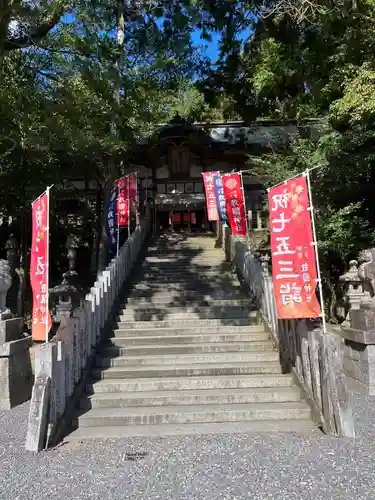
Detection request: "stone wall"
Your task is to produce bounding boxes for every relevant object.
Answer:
[0,318,33,409]
[335,326,375,395]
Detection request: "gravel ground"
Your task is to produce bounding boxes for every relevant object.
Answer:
[0,383,374,500]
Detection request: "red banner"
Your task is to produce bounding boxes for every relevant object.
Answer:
[268,175,321,319]
[116,177,129,226]
[30,192,52,341]
[222,173,247,236]
[202,172,219,221]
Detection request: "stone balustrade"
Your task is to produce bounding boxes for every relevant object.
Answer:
[216,223,355,438]
[25,213,151,452]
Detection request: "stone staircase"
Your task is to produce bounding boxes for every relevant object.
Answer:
[67,234,314,440]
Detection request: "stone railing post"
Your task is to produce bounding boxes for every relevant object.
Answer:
[259,254,269,320]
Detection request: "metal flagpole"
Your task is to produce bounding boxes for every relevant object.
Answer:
[220,173,228,228]
[45,184,53,344]
[219,172,229,228]
[305,169,327,334]
[135,171,140,227]
[239,171,249,236]
[127,174,130,238]
[266,164,326,191]
[116,182,120,256]
[145,170,148,221]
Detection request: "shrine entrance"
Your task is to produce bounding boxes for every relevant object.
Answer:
[157,209,206,233]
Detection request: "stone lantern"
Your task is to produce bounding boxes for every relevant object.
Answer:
[5,234,19,271]
[5,234,19,315]
[49,233,82,322]
[339,260,365,328]
[0,259,12,320]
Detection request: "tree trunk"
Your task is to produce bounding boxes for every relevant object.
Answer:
[0,0,10,66]
[96,0,125,276]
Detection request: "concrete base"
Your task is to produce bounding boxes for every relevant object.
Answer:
[343,340,375,395]
[0,318,33,409]
[0,317,24,344]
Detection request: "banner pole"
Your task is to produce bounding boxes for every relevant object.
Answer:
[136,171,140,227]
[267,164,326,191]
[305,169,327,334]
[239,172,249,236]
[45,185,51,344]
[116,183,120,256]
[127,174,130,239]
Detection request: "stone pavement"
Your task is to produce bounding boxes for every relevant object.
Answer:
[1,382,374,500]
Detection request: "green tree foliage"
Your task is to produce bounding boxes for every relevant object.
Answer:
[0,0,221,276]
[203,0,375,319]
[0,1,218,222]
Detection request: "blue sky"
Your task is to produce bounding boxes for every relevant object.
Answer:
[61,12,251,63]
[192,27,252,62]
[61,14,221,61]
[192,30,222,62]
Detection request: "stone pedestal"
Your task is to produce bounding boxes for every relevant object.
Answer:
[337,326,375,395]
[0,318,33,409]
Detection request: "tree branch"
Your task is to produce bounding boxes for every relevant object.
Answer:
[4,2,65,52]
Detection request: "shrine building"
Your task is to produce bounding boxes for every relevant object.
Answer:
[128,116,318,233]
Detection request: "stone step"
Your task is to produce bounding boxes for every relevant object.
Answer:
[125,291,248,302]
[121,296,253,311]
[129,282,240,293]
[124,297,251,307]
[95,351,279,368]
[146,243,217,248]
[141,261,226,267]
[141,260,230,267]
[87,373,296,394]
[140,265,230,272]
[131,282,241,290]
[118,308,256,321]
[79,386,302,410]
[108,332,269,347]
[112,324,264,336]
[133,273,233,281]
[143,257,224,263]
[113,315,264,335]
[138,265,230,272]
[115,316,258,329]
[145,247,219,252]
[92,361,282,380]
[65,419,316,441]
[120,301,253,312]
[100,341,274,356]
[73,402,311,427]
[131,274,234,282]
